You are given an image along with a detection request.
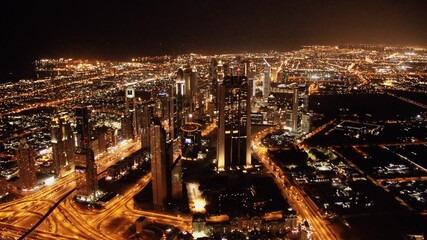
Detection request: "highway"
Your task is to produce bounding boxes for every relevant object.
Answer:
[252,127,339,240]
[0,139,145,239]
[0,137,192,240]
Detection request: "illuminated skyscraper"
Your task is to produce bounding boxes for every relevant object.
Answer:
[180,65,199,119]
[175,68,186,132]
[271,83,310,134]
[140,101,154,150]
[51,115,75,177]
[183,66,193,114]
[123,88,138,140]
[287,84,310,134]
[150,123,168,211]
[263,59,271,98]
[181,122,202,161]
[271,66,278,82]
[16,138,37,190]
[217,76,252,170]
[74,106,99,202]
[16,139,37,190]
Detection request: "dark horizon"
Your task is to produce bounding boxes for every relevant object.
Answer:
[1,0,427,82]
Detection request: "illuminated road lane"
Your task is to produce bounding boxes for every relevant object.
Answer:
[252,128,339,240]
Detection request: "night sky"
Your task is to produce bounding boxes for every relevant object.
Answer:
[1,0,427,82]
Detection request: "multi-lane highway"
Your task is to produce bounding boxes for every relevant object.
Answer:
[0,138,191,239]
[252,128,339,240]
[0,139,157,239]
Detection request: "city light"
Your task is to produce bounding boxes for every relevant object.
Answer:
[1,43,427,240]
[193,198,206,213]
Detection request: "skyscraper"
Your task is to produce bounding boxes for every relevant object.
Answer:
[123,88,138,140]
[74,106,99,202]
[175,69,186,134]
[141,101,154,150]
[271,83,310,134]
[263,59,271,98]
[150,123,168,211]
[16,138,37,190]
[178,65,199,119]
[217,76,252,170]
[181,122,202,161]
[183,66,194,114]
[51,115,75,177]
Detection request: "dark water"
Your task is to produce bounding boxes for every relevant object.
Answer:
[0,61,35,84]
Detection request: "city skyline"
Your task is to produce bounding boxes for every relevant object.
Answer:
[2,0,427,82]
[1,1,427,238]
[0,45,426,239]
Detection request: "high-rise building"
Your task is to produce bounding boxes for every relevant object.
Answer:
[16,138,37,190]
[180,65,198,119]
[263,59,271,98]
[175,69,186,132]
[181,122,202,161]
[150,123,168,211]
[286,84,310,134]
[183,66,193,114]
[271,66,278,82]
[270,83,310,134]
[51,115,75,177]
[217,76,252,170]
[123,88,138,140]
[141,101,154,150]
[106,127,118,148]
[170,157,182,200]
[74,106,99,202]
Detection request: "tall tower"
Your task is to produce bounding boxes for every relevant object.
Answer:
[51,115,75,177]
[183,66,193,115]
[181,122,202,161]
[271,66,278,82]
[123,88,138,140]
[150,123,168,211]
[291,87,299,133]
[217,76,252,170]
[175,68,186,132]
[278,83,310,134]
[16,139,37,190]
[183,65,199,118]
[74,106,99,202]
[141,102,153,150]
[263,59,271,98]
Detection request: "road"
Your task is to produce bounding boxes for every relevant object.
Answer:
[252,127,339,240]
[0,139,150,239]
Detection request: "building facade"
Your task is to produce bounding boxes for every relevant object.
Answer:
[150,124,168,211]
[16,138,37,190]
[217,76,252,170]
[51,115,75,177]
[74,106,99,202]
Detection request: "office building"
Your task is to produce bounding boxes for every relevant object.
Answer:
[140,101,154,150]
[51,115,75,177]
[74,106,99,202]
[122,88,138,140]
[175,69,188,134]
[263,59,271,98]
[270,83,310,134]
[170,157,182,200]
[181,122,202,161]
[217,76,252,170]
[183,65,197,115]
[16,138,37,190]
[150,123,168,211]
